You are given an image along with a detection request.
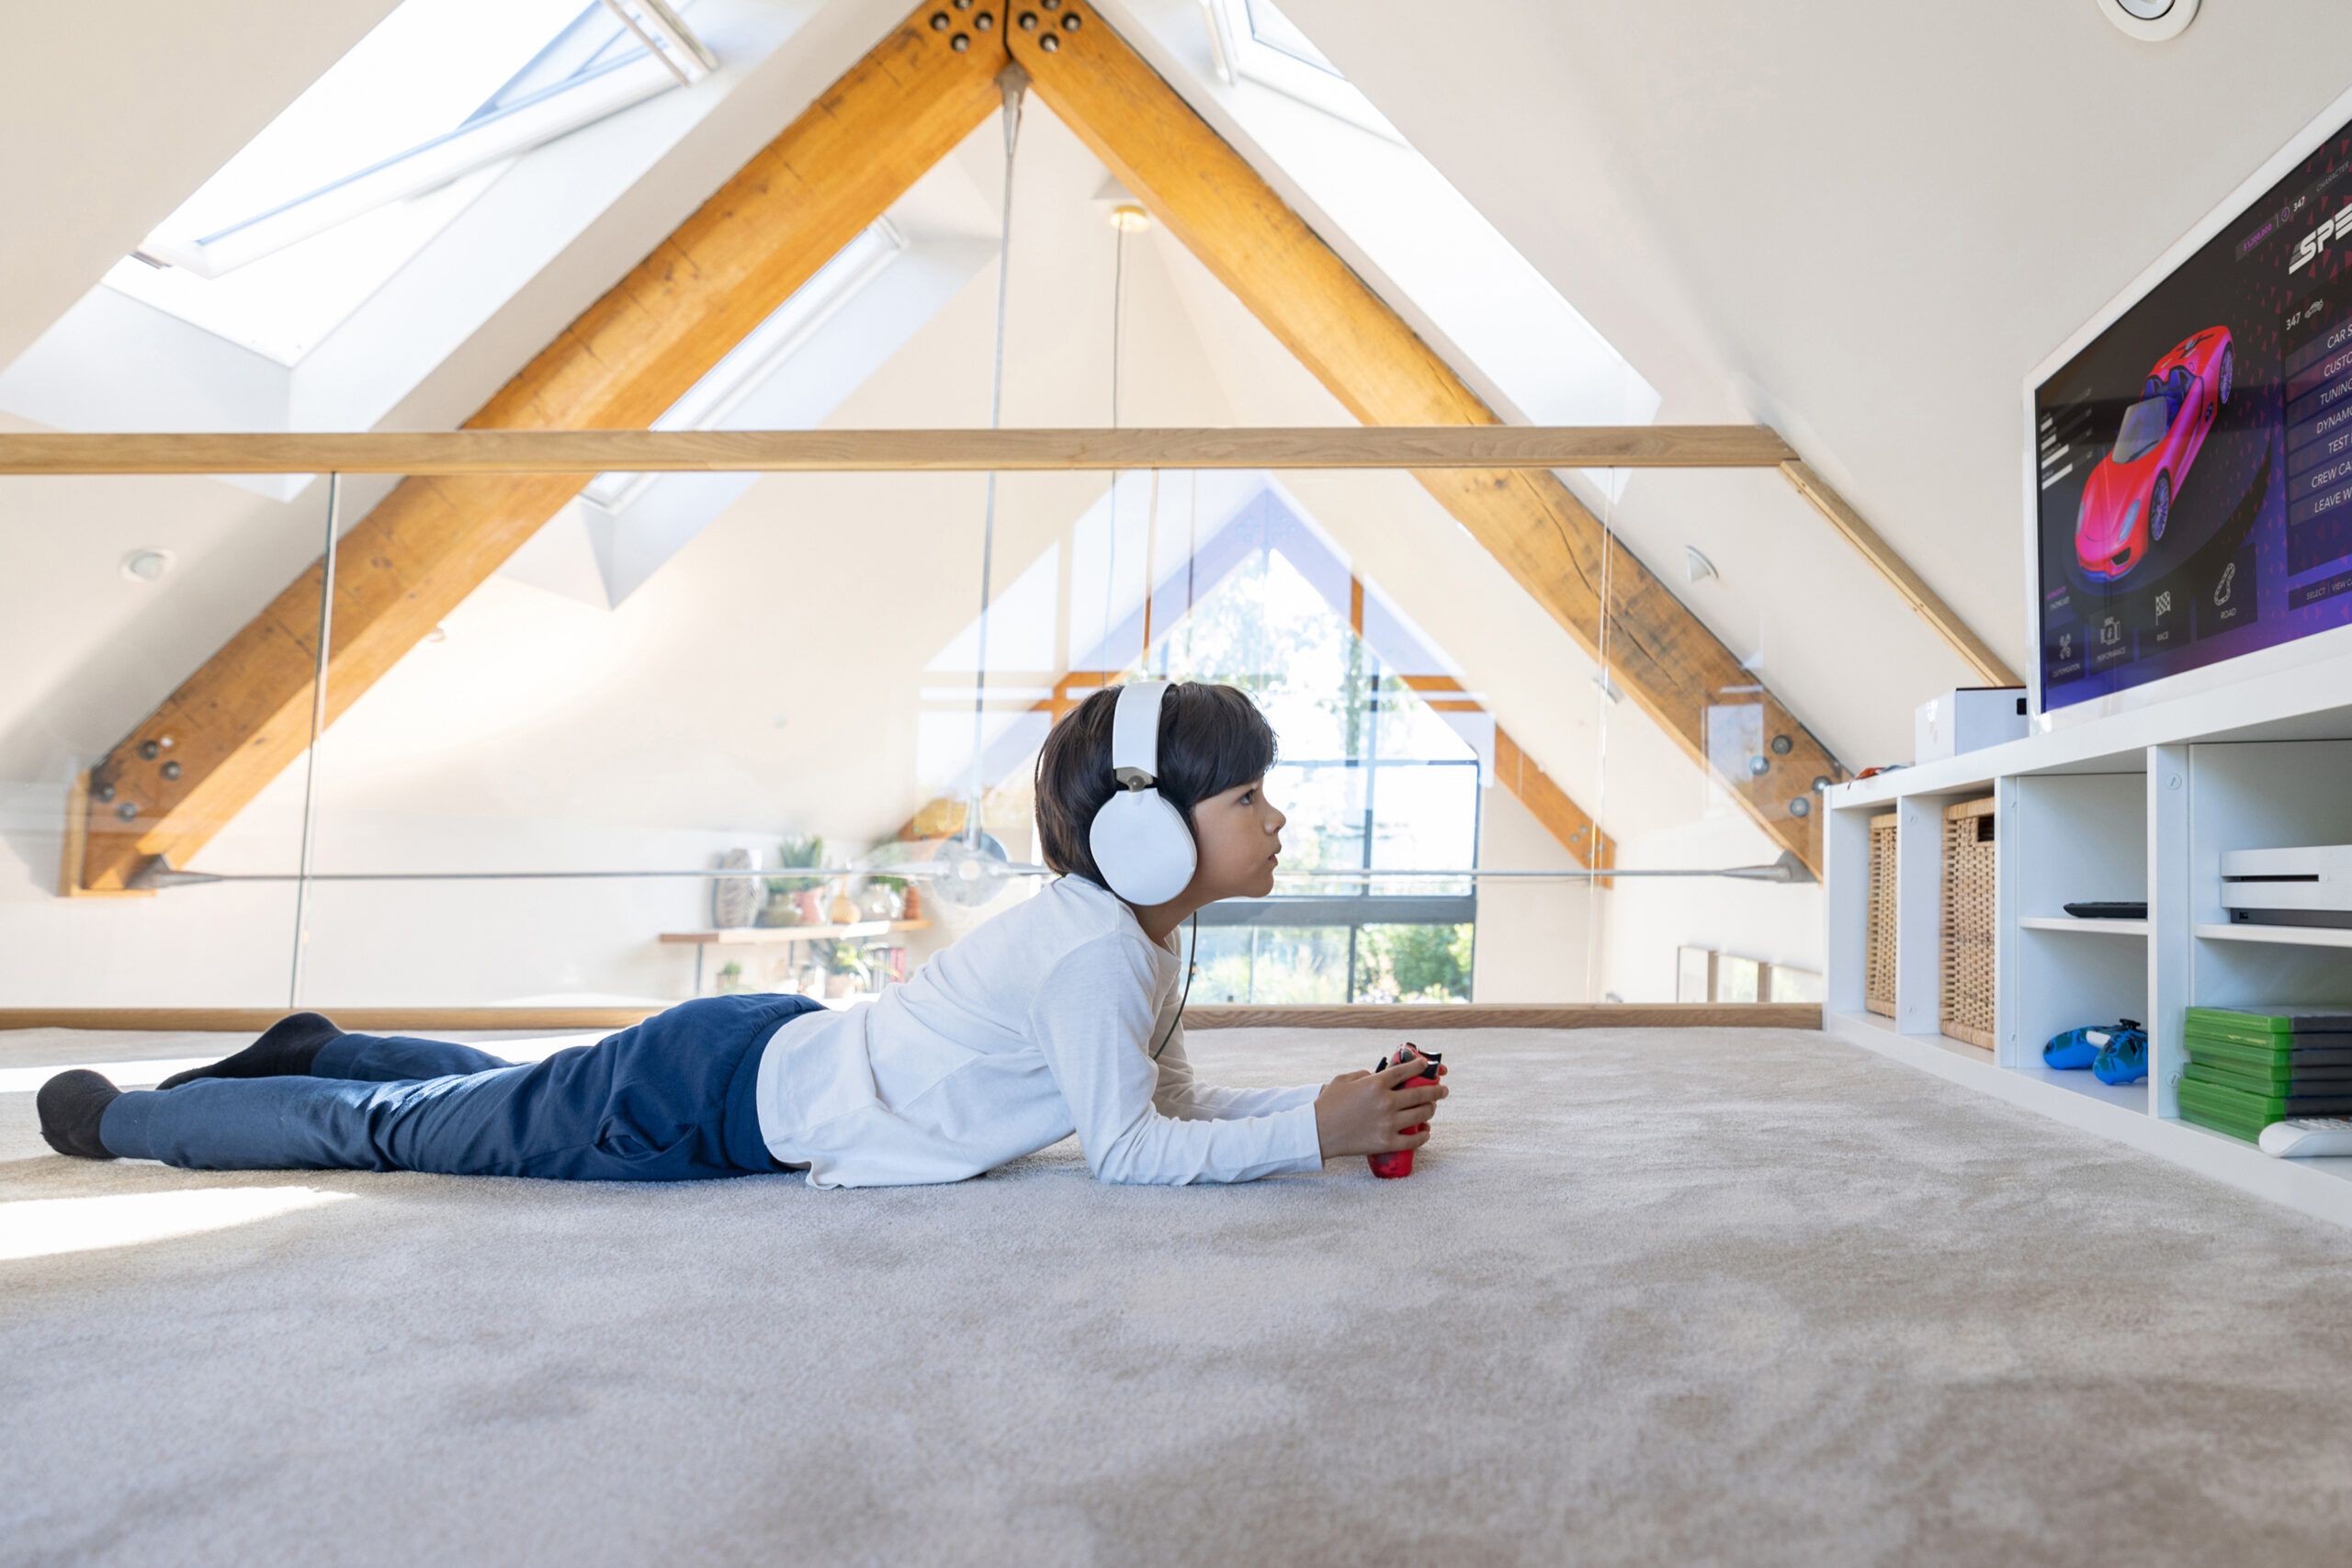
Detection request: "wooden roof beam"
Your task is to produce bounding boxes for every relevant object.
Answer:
[1005,2,1843,874]
[1778,459,2019,687]
[69,2,1009,894]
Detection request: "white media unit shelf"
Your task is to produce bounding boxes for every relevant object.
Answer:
[1821,642,2352,1228]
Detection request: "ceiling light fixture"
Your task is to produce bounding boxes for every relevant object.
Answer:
[2096,0,2199,42]
[1683,545,1717,583]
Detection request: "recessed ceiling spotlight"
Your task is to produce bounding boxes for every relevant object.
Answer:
[2097,0,2199,42]
[1683,545,1718,583]
[120,549,175,583]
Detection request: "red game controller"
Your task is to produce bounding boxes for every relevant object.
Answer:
[1368,1042,1444,1179]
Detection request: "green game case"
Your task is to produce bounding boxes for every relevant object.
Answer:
[2176,1078,2276,1143]
[2182,1058,2352,1098]
[2181,1034,2352,1077]
[2178,1070,2352,1121]
[2182,1006,2352,1048]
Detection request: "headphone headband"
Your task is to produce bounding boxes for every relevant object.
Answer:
[1109,680,1172,787]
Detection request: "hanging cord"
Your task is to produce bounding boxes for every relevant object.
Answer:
[1101,209,1128,678]
[1183,469,1197,668]
[1111,212,1126,429]
[1583,468,1619,1003]
[1150,910,1199,1060]
[287,470,343,1008]
[1140,468,1161,662]
[966,65,1028,852]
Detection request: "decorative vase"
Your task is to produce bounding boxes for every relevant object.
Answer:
[859,884,897,921]
[713,849,758,929]
[828,882,861,925]
[901,884,923,921]
[796,888,825,924]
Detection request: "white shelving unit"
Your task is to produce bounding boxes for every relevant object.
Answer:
[1822,643,2352,1229]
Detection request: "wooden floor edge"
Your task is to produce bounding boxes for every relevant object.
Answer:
[1183,1003,1822,1030]
[0,1002,1823,1033]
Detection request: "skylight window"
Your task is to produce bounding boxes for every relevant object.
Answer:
[580,220,907,512]
[103,0,712,365]
[1200,0,1401,141]
[1240,0,1341,75]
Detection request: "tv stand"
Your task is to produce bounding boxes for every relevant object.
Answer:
[1823,638,2352,1228]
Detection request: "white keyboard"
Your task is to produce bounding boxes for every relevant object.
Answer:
[2258,1117,2352,1158]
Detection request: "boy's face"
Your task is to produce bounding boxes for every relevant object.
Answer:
[1189,776,1286,900]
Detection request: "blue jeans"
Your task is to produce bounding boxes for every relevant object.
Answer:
[99,994,825,1181]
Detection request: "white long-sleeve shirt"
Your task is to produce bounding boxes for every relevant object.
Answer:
[752,873,1327,1188]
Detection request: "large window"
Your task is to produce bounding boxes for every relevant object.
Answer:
[1145,530,1481,1004]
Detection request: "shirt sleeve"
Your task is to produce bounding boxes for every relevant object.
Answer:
[1029,936,1325,1185]
[1149,1017,1324,1122]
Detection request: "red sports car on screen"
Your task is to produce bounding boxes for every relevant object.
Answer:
[2074,327,2233,582]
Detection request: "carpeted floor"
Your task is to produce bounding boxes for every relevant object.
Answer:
[5,1022,2351,1568]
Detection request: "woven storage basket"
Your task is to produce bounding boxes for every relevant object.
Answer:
[1939,796,1997,1048]
[1864,812,1899,1018]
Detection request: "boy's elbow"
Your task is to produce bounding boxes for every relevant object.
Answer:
[1087,1126,1195,1187]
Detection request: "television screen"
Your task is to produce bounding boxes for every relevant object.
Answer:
[2032,112,2352,710]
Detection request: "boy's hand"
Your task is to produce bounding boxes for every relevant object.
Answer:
[1314,1055,1449,1162]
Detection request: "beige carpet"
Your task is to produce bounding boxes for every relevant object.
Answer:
[5,1022,2351,1568]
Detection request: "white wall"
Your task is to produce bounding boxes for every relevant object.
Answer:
[1600,811,1823,1006]
[1470,776,1605,1004]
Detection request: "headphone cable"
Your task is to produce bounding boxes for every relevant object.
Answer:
[1149,910,1199,1061]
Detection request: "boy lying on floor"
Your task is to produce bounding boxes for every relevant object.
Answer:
[39,680,1447,1188]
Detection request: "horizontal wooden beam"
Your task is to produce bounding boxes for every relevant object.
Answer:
[0,1002,1821,1033]
[1778,459,2020,687]
[0,425,1797,476]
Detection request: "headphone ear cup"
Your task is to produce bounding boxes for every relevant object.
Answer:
[1089,789,1198,905]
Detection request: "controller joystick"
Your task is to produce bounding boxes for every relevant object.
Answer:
[1368,1042,1444,1179]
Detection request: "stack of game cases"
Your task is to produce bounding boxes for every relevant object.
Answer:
[2178,1005,2352,1142]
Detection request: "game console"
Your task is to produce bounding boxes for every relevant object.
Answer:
[2221,844,2352,930]
[1914,687,2028,764]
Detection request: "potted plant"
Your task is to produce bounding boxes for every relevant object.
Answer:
[714,959,745,995]
[821,938,869,998]
[763,834,825,926]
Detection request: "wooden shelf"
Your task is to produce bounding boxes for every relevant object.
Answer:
[661,920,929,945]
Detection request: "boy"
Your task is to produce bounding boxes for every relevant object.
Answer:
[38,681,1447,1186]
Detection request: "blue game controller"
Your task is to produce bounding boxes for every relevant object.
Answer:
[2043,1019,2146,1084]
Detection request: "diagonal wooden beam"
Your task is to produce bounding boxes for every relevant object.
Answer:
[1393,675,1613,875]
[1006,2,1843,874]
[72,2,1009,893]
[1778,459,2020,687]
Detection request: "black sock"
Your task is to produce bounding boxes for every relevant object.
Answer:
[155,1011,345,1091]
[38,1069,121,1160]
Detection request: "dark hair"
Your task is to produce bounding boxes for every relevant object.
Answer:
[1034,682,1279,890]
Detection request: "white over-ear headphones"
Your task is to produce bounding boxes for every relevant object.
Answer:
[1087,680,1198,905]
